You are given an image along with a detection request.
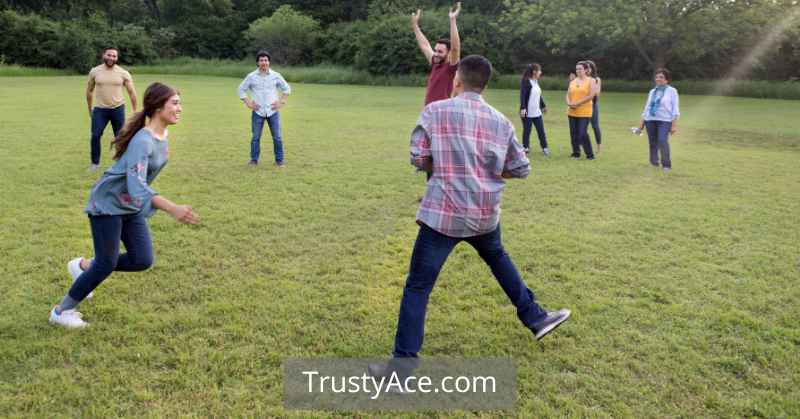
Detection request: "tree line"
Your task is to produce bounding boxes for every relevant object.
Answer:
[1,0,798,80]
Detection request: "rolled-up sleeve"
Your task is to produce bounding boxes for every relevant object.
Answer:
[237,74,251,100]
[125,138,157,217]
[277,74,291,95]
[671,88,680,120]
[503,127,531,178]
[410,108,433,170]
[641,90,653,119]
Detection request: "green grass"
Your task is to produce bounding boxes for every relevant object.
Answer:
[5,59,800,99]
[0,64,75,76]
[0,75,798,417]
[131,58,800,99]
[130,58,429,87]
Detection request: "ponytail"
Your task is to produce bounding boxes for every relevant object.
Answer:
[109,82,178,160]
[111,111,147,160]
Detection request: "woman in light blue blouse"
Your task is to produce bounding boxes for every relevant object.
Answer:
[49,82,200,329]
[637,68,680,171]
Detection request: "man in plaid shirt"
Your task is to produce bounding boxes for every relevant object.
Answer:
[394,55,571,359]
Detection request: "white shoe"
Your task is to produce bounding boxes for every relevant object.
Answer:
[68,258,93,299]
[542,148,550,157]
[62,309,83,318]
[49,307,89,329]
[88,164,98,172]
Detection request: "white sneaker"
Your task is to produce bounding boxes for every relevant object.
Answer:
[49,307,89,329]
[62,309,83,318]
[542,148,550,157]
[68,258,93,299]
[88,164,98,172]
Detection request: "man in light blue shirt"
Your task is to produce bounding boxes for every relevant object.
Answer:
[237,50,291,166]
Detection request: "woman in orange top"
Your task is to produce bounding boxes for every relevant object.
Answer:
[566,61,599,159]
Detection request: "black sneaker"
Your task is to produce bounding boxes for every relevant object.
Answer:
[530,309,571,340]
[570,154,581,159]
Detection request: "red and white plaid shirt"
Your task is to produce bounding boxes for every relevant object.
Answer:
[411,91,530,237]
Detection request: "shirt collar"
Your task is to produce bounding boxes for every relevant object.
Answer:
[458,91,483,101]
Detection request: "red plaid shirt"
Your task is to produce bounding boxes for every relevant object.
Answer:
[410,92,530,237]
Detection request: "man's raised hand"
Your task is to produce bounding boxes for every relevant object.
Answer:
[411,9,421,27]
[449,2,461,19]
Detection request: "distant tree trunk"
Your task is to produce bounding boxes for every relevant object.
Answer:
[653,51,667,70]
[631,37,654,69]
[144,0,160,21]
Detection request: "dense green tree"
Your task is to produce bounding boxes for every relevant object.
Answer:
[500,0,797,78]
[244,5,322,64]
[0,0,796,79]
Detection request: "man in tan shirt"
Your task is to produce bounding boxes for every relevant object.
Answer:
[86,47,138,171]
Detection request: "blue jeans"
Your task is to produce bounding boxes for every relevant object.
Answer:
[68,214,154,301]
[521,116,548,150]
[590,101,602,145]
[568,116,594,158]
[251,111,283,163]
[90,105,125,164]
[645,120,672,168]
[393,223,548,358]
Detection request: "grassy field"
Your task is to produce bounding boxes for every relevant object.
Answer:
[4,61,800,99]
[0,74,798,417]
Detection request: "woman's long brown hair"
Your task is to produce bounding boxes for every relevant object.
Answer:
[111,82,177,160]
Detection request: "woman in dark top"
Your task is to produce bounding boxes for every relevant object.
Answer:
[49,82,200,329]
[519,63,549,156]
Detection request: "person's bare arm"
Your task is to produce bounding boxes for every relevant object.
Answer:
[412,9,434,64]
[86,80,94,117]
[152,195,200,225]
[124,78,138,112]
[448,2,461,65]
[571,82,599,107]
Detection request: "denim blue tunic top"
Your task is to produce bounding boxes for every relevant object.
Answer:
[86,128,168,218]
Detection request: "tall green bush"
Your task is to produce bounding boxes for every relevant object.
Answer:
[244,5,322,65]
[354,9,515,76]
[315,20,370,65]
[355,14,441,75]
[0,10,158,72]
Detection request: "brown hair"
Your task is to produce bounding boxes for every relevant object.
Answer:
[111,82,178,160]
[585,60,598,77]
[655,67,672,82]
[521,63,541,82]
[256,50,271,62]
[435,38,451,50]
[458,55,493,90]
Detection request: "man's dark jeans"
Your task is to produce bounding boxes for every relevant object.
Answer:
[90,105,125,165]
[393,223,548,358]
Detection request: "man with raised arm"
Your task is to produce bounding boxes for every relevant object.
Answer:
[412,2,461,106]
